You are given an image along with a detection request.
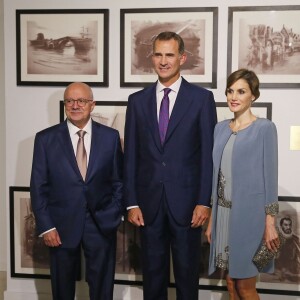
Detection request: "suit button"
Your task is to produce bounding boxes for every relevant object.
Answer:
[162,162,166,166]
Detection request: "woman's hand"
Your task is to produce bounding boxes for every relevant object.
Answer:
[264,215,280,252]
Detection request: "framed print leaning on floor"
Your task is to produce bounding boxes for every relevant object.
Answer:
[9,186,50,279]
[258,196,300,296]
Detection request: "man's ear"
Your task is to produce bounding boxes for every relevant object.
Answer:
[180,52,187,65]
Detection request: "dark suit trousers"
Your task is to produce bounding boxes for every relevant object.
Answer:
[49,210,117,300]
[140,193,202,300]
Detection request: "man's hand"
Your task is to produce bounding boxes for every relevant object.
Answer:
[128,207,145,227]
[43,229,62,247]
[191,205,211,228]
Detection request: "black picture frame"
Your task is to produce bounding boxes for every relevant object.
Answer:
[60,100,299,294]
[16,9,109,86]
[228,5,300,88]
[170,196,300,296]
[60,101,127,149]
[216,102,272,121]
[120,7,218,88]
[9,186,50,279]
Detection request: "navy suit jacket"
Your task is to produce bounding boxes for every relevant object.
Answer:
[124,78,217,226]
[30,120,123,248]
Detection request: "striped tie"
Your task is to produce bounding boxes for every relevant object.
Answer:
[76,130,87,180]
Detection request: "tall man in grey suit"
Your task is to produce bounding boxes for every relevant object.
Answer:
[30,82,123,300]
[124,32,217,300]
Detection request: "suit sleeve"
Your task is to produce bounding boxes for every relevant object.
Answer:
[30,133,54,235]
[111,131,124,212]
[198,91,217,206]
[123,95,138,208]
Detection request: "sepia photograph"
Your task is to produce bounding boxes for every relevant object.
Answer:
[9,186,50,279]
[258,197,300,296]
[180,195,299,295]
[120,7,218,88]
[115,220,143,283]
[228,6,300,88]
[16,9,108,86]
[60,101,127,150]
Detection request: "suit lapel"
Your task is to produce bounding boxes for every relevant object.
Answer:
[86,120,101,180]
[141,84,163,152]
[57,121,81,177]
[141,79,194,149]
[164,78,192,144]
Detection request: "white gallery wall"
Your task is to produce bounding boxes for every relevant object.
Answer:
[2,0,300,299]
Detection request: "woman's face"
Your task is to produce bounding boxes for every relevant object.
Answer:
[226,79,255,114]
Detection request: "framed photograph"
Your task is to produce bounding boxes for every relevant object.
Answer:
[9,186,50,279]
[258,196,300,296]
[120,7,218,88]
[60,101,127,149]
[16,9,109,86]
[216,102,272,121]
[170,196,300,295]
[228,6,300,88]
[115,220,143,284]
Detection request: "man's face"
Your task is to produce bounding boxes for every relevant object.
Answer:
[64,83,95,129]
[281,219,292,234]
[152,39,186,87]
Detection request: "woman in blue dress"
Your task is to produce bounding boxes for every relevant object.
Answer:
[206,69,280,300]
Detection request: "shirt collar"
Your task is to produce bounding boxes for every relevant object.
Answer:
[156,76,182,94]
[67,118,92,136]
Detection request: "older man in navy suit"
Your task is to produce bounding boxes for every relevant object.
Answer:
[30,82,123,300]
[124,32,217,300]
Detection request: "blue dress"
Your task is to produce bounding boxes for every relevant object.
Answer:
[215,133,235,270]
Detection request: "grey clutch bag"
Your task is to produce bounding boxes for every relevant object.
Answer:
[252,228,285,271]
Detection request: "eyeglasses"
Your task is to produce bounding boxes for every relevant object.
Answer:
[63,98,93,107]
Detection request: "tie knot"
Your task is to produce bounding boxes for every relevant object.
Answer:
[77,130,86,138]
[163,88,171,97]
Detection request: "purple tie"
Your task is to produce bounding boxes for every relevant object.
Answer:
[159,88,171,144]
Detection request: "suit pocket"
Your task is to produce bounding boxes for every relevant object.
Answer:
[93,199,122,237]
